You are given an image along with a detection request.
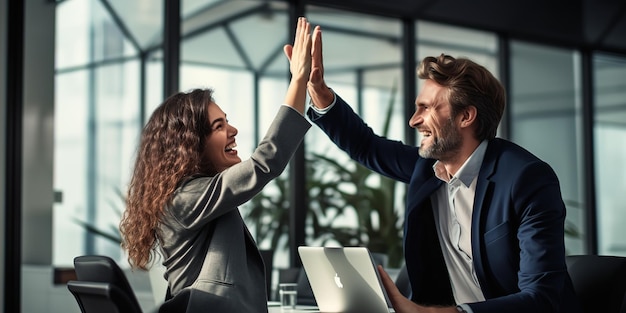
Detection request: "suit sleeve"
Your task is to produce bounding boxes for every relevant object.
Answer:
[307,93,419,184]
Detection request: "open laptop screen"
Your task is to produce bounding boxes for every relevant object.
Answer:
[298,246,393,313]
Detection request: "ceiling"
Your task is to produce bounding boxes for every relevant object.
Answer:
[309,0,626,55]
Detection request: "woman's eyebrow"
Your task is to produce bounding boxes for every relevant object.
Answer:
[209,117,225,128]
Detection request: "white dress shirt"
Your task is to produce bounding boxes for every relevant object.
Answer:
[431,140,488,309]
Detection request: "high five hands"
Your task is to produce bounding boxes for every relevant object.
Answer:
[284,18,334,109]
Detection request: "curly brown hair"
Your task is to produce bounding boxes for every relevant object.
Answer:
[417,54,506,141]
[119,88,216,270]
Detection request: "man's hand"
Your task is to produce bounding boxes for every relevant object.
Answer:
[307,25,334,109]
[378,265,459,313]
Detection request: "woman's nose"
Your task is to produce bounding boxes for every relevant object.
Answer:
[229,124,238,137]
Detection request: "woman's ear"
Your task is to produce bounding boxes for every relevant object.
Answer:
[460,105,477,128]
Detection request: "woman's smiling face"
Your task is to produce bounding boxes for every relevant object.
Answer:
[203,102,241,173]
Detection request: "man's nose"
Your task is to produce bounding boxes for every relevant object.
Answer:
[409,112,422,128]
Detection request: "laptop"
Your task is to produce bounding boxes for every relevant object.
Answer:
[298,246,394,313]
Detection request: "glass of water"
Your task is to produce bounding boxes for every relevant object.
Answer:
[278,283,298,311]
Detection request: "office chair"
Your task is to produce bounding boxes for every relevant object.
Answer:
[566,255,626,313]
[67,255,143,313]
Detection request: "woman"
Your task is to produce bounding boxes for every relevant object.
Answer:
[119,17,316,312]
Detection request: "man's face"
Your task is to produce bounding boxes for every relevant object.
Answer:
[409,80,462,161]
[203,102,241,173]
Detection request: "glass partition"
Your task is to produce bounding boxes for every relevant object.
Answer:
[509,41,585,254]
[593,53,626,256]
[54,0,143,266]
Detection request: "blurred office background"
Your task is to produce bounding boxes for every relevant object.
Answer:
[3,0,626,312]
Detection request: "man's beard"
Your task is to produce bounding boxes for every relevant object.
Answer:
[418,117,462,160]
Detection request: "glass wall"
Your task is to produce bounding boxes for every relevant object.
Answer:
[593,53,626,256]
[509,41,585,254]
[416,21,498,70]
[54,0,143,266]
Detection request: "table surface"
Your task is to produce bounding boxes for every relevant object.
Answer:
[267,302,320,312]
[268,303,398,313]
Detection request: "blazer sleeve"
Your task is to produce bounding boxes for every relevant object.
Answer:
[307,93,419,184]
[170,106,310,229]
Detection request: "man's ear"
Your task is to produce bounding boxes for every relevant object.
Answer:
[459,105,477,129]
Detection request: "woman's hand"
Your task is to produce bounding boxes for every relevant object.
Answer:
[283,17,312,83]
[282,17,313,114]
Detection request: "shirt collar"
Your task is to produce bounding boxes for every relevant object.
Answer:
[433,140,489,186]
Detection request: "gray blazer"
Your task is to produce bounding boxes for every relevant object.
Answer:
[158,106,310,312]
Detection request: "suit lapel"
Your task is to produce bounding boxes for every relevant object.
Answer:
[471,140,498,295]
[408,176,443,215]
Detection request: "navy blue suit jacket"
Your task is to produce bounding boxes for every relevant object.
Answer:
[307,94,582,313]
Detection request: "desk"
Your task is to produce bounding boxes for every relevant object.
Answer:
[268,302,396,313]
[268,302,319,312]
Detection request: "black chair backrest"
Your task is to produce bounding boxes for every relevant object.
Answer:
[566,255,626,313]
[69,255,143,313]
[67,280,140,313]
[74,255,136,292]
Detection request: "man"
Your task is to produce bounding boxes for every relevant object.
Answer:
[305,27,581,313]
